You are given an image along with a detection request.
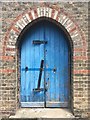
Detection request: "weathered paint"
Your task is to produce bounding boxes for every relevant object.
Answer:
[20,20,69,107]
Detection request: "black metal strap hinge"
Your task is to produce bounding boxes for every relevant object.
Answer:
[33,40,47,45]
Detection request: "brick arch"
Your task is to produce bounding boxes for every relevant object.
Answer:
[3,6,86,53]
[2,5,87,75]
[17,17,73,49]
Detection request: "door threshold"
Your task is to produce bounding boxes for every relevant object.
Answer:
[9,108,74,118]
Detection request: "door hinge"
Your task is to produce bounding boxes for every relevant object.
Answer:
[33,40,47,45]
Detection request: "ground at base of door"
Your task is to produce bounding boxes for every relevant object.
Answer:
[9,108,75,118]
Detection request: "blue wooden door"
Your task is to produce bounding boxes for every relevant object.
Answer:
[20,20,69,107]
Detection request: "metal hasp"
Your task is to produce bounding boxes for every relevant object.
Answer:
[33,60,44,92]
[33,40,47,45]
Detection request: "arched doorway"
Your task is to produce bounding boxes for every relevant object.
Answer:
[19,19,71,108]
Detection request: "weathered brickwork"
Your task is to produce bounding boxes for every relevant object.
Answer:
[0,2,89,118]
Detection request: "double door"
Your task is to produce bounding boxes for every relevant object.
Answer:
[20,20,69,107]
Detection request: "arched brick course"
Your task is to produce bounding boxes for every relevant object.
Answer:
[2,6,88,74]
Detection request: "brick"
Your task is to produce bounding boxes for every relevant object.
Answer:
[0,56,14,61]
[0,69,16,73]
[69,26,77,33]
[28,12,33,21]
[33,9,38,18]
[12,26,20,33]
[23,13,31,23]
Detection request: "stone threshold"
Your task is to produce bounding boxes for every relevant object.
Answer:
[9,108,75,119]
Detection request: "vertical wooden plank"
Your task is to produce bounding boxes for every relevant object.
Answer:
[59,31,65,103]
[28,31,32,102]
[32,27,38,102]
[45,22,51,101]
[30,32,35,102]
[54,27,60,101]
[25,35,31,102]
[39,22,44,102]
[21,40,26,102]
[30,25,40,102]
[64,39,69,102]
[50,23,56,101]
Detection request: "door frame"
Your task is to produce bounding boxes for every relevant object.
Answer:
[17,17,73,109]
